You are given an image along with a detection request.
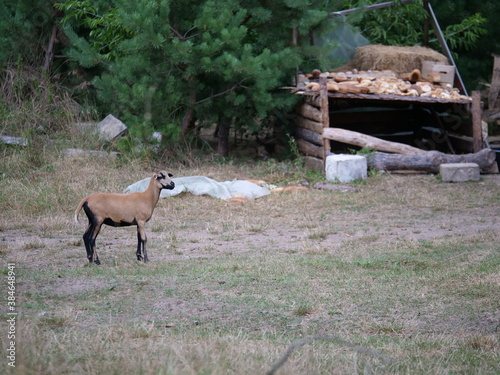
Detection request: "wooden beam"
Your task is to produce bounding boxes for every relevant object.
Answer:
[296,103,322,123]
[323,127,427,155]
[295,127,323,146]
[296,138,324,159]
[472,90,483,152]
[319,75,331,159]
[295,116,323,134]
[488,55,500,110]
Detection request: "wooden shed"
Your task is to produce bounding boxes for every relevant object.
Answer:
[291,1,497,174]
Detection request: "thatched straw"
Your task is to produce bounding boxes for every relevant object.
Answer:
[334,45,449,74]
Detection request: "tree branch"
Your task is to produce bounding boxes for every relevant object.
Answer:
[194,80,247,106]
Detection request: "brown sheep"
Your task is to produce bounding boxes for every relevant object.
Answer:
[74,171,175,264]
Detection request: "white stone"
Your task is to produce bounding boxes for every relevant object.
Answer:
[96,114,128,141]
[1,135,28,146]
[325,154,367,183]
[439,163,480,182]
[63,148,121,159]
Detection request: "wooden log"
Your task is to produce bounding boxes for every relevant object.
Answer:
[488,54,500,110]
[471,90,483,153]
[319,75,331,159]
[322,127,427,155]
[368,148,496,173]
[304,95,322,108]
[296,103,322,123]
[296,138,324,159]
[295,115,323,133]
[295,127,323,146]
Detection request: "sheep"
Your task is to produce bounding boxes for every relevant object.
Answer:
[74,170,175,264]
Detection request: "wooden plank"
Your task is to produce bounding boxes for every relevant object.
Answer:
[304,95,322,108]
[323,127,427,155]
[295,115,323,133]
[295,127,323,146]
[296,138,324,159]
[488,55,500,110]
[319,75,331,159]
[296,103,322,122]
[326,91,471,104]
[472,90,483,152]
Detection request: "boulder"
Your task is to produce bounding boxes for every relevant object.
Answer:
[96,115,128,141]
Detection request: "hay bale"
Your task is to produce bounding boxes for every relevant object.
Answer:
[334,45,449,74]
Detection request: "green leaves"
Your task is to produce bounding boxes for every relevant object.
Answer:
[56,0,337,142]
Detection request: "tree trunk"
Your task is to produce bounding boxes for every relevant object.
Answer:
[43,24,58,73]
[217,117,231,157]
[181,79,197,135]
[368,148,496,173]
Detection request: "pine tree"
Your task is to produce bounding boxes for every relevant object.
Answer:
[58,0,339,154]
[0,0,57,67]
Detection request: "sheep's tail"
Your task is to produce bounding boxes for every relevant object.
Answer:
[74,198,87,224]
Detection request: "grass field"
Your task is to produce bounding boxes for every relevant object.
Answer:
[0,146,499,374]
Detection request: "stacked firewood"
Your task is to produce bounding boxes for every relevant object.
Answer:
[299,69,471,100]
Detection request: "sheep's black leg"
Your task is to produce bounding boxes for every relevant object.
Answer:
[83,202,103,265]
[136,229,143,261]
[90,223,103,265]
[137,222,148,263]
[83,223,94,263]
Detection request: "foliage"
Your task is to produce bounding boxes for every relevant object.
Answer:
[443,13,488,52]
[55,0,134,62]
[0,0,56,66]
[56,0,339,145]
[339,0,492,90]
[341,0,428,46]
[341,0,487,52]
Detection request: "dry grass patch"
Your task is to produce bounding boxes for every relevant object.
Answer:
[1,150,499,374]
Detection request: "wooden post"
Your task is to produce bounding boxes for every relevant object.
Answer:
[488,55,500,110]
[471,91,483,152]
[319,75,330,163]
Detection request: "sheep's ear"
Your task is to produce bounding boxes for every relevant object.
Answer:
[168,173,173,177]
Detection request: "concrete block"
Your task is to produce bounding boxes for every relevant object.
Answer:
[439,163,480,182]
[325,154,367,183]
[96,114,128,141]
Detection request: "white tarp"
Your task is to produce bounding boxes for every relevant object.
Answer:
[123,176,271,200]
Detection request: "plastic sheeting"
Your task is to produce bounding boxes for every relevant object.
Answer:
[123,176,271,200]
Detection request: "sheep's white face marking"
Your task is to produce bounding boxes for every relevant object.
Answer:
[154,170,175,190]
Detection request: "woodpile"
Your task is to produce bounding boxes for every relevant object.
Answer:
[299,69,471,101]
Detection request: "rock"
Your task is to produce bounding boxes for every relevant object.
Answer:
[1,135,28,146]
[314,181,357,192]
[325,154,367,183]
[96,114,128,141]
[63,148,121,159]
[439,163,480,182]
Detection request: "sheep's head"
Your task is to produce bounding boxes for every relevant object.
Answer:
[154,170,175,190]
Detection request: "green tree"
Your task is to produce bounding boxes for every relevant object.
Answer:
[0,0,57,68]
[57,0,339,155]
